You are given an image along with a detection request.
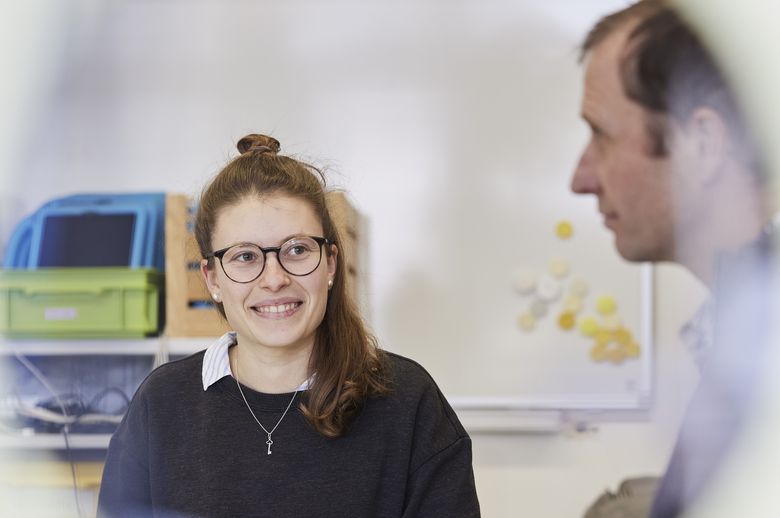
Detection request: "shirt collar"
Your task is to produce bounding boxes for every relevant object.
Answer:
[201,332,313,392]
[679,298,714,370]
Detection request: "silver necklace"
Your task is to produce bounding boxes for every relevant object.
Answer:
[234,362,299,455]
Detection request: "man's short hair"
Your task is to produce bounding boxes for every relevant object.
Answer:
[624,9,748,157]
[582,1,761,175]
[579,0,663,62]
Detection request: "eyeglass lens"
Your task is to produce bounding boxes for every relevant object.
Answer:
[219,236,324,282]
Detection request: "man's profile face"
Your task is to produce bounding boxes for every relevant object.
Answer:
[570,26,677,263]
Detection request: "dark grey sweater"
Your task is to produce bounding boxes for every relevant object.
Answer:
[97,351,480,518]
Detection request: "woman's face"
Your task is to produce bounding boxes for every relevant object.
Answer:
[201,194,337,355]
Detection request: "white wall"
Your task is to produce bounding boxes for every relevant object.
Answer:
[3,1,705,516]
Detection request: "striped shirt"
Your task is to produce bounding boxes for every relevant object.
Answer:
[201,332,312,391]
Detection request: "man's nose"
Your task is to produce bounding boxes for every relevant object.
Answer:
[571,141,601,195]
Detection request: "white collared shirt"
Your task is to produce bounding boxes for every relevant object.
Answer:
[679,299,714,370]
[201,332,313,391]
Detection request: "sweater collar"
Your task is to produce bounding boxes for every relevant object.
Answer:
[201,332,313,392]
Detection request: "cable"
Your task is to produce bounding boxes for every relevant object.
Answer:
[86,386,131,411]
[14,353,85,518]
[15,405,124,425]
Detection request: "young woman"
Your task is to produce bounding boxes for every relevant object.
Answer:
[97,134,480,518]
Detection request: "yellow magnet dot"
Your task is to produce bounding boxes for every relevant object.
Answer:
[601,314,622,331]
[595,295,617,315]
[614,327,632,345]
[590,344,607,362]
[548,257,570,279]
[517,313,536,332]
[607,348,626,365]
[555,220,574,239]
[570,278,589,298]
[558,311,576,330]
[578,316,600,337]
[563,294,583,313]
[595,329,612,347]
[625,342,641,358]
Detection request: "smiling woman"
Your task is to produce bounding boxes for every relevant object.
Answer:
[95,133,481,518]
[202,195,337,385]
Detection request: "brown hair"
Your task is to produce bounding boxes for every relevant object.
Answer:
[579,1,667,155]
[623,8,760,174]
[195,133,390,437]
[579,0,663,63]
[581,1,761,174]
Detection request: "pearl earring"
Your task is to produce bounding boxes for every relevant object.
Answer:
[212,293,221,302]
[328,279,333,289]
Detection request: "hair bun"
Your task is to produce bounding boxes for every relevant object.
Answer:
[237,134,281,156]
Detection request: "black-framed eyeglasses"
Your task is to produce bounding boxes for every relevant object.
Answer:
[206,235,331,284]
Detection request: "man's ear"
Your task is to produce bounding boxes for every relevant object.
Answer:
[687,106,729,186]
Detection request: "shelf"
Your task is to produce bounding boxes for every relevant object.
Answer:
[0,337,218,451]
[0,337,213,356]
[0,432,112,450]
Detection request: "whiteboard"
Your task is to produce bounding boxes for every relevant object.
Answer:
[378,189,654,412]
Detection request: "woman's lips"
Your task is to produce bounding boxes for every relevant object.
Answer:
[256,302,299,313]
[251,301,302,318]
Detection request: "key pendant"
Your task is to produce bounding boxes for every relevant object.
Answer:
[266,434,273,455]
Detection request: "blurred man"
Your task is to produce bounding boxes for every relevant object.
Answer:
[572,1,775,516]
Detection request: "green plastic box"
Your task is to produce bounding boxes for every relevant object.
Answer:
[0,268,163,338]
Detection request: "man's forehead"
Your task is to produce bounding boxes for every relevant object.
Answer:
[586,22,636,76]
[580,35,623,120]
[581,22,644,119]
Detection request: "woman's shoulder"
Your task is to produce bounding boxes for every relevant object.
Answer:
[382,352,452,406]
[112,351,207,434]
[384,351,438,386]
[377,351,470,440]
[135,350,206,396]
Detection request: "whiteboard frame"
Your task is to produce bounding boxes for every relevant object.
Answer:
[448,263,654,411]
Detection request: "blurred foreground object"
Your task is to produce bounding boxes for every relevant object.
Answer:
[584,476,660,518]
[668,0,780,516]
